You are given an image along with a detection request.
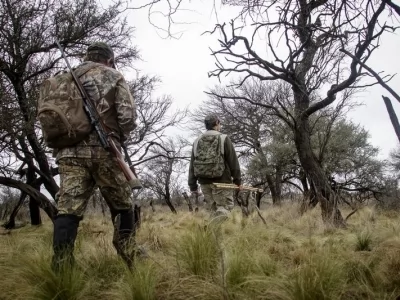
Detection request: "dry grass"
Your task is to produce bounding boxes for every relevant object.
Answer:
[1,203,400,300]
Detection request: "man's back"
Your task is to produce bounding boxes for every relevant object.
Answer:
[55,61,136,161]
[189,129,241,190]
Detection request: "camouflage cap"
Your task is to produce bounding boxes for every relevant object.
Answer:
[204,114,220,127]
[86,42,114,59]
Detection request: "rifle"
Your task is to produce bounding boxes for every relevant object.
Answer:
[212,183,263,193]
[56,41,142,190]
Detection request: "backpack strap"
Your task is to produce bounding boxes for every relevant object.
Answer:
[74,62,98,78]
[193,133,227,157]
[193,135,203,157]
[220,134,227,156]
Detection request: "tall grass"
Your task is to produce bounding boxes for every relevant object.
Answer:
[285,254,345,300]
[113,261,158,300]
[175,222,221,278]
[1,204,400,299]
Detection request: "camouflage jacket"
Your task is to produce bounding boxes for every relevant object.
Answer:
[188,130,242,192]
[55,61,136,161]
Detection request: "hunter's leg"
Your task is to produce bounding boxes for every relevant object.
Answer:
[199,184,215,212]
[53,158,94,272]
[212,186,234,219]
[93,156,138,268]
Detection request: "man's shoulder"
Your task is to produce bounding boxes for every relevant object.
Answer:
[194,131,230,143]
[78,61,124,81]
[222,133,230,142]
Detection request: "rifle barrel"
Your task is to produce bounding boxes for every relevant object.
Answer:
[212,183,263,193]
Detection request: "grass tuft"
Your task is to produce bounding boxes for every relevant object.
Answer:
[284,254,345,300]
[175,222,221,278]
[355,231,373,251]
[114,261,158,300]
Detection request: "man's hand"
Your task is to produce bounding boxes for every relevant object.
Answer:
[237,185,243,191]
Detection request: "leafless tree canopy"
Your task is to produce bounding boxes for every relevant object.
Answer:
[199,0,398,225]
[125,75,188,168]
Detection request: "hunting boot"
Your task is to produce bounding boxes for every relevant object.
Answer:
[52,214,81,273]
[112,209,146,269]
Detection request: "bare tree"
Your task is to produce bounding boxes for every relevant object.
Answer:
[338,48,400,144]
[141,137,190,213]
[182,191,194,212]
[202,0,396,226]
[200,77,370,208]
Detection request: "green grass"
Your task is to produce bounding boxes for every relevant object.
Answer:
[175,222,221,278]
[113,260,159,300]
[355,231,373,251]
[1,204,400,300]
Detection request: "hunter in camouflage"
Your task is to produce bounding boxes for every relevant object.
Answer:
[51,42,139,271]
[188,114,242,221]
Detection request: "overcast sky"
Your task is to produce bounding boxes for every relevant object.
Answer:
[123,0,400,159]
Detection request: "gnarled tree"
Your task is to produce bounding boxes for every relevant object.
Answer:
[204,0,396,226]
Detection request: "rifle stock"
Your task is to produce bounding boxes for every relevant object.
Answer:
[55,40,142,190]
[109,139,142,189]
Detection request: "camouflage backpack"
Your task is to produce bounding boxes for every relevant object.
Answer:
[37,64,95,148]
[193,133,227,178]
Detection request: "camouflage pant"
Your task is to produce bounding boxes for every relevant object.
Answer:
[200,183,234,216]
[56,157,132,217]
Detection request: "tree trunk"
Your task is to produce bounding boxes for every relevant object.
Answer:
[0,177,57,222]
[164,190,177,214]
[255,191,262,209]
[266,174,281,205]
[29,198,42,225]
[256,145,282,205]
[382,96,400,144]
[299,169,308,193]
[150,200,156,212]
[14,81,59,199]
[182,192,194,212]
[3,193,27,229]
[17,141,43,225]
[28,171,42,226]
[165,198,177,214]
[294,115,345,226]
[274,165,283,204]
[299,173,318,214]
[1,202,10,220]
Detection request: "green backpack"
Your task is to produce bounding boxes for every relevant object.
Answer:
[193,133,227,178]
[37,64,95,149]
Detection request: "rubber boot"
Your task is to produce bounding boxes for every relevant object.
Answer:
[112,209,137,269]
[51,214,81,273]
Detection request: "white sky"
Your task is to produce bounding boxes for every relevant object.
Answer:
[123,0,400,159]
